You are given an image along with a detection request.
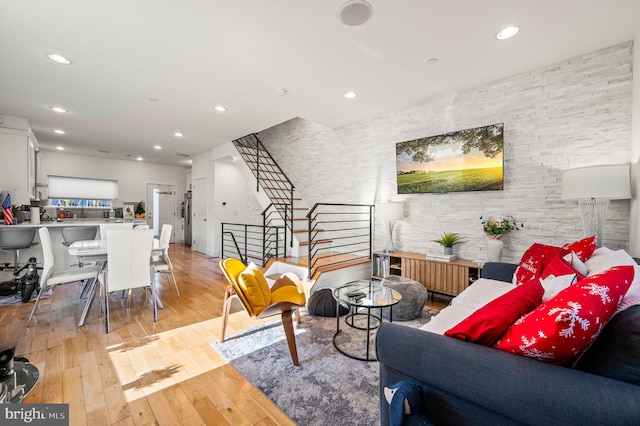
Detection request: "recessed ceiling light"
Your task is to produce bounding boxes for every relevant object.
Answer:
[174,132,184,138]
[214,105,227,112]
[496,26,519,40]
[344,91,357,99]
[49,106,68,113]
[276,88,287,96]
[97,149,110,154]
[154,145,162,150]
[188,159,193,164]
[54,129,66,135]
[426,57,438,65]
[136,156,143,161]
[47,53,71,65]
[55,146,65,151]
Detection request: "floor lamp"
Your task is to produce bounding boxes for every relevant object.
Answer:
[377,202,404,253]
[561,164,631,247]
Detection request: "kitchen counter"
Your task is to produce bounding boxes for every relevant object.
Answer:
[1,219,147,228]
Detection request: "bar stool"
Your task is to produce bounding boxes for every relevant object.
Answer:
[0,227,38,276]
[62,226,98,249]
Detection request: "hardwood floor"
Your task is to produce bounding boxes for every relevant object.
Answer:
[0,244,295,425]
[0,246,449,425]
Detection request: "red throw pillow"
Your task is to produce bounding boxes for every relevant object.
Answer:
[513,244,569,286]
[494,266,634,365]
[444,279,544,346]
[562,235,597,262]
[540,255,585,281]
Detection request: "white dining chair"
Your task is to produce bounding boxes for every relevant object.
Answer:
[150,224,180,297]
[134,224,150,230]
[26,227,102,326]
[99,222,133,242]
[101,229,155,333]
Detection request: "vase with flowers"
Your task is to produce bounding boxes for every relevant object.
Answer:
[480,215,523,262]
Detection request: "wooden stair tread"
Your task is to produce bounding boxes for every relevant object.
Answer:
[299,239,332,246]
[293,228,323,233]
[312,257,371,276]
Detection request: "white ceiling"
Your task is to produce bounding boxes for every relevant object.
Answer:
[1,1,639,168]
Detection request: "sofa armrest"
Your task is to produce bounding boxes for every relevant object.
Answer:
[480,262,517,282]
[377,323,640,425]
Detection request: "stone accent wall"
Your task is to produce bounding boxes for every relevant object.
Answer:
[259,41,633,263]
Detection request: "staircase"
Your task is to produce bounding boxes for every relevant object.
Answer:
[232,134,317,258]
[228,133,373,282]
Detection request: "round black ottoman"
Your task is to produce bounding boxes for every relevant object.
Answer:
[307,288,349,317]
[380,275,428,321]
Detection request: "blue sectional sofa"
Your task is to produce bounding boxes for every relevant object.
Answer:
[376,262,640,425]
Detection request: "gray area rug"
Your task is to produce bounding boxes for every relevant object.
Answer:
[211,307,439,426]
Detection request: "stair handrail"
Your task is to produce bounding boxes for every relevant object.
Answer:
[306,203,374,278]
[221,229,246,264]
[262,202,289,258]
[233,133,295,247]
[221,221,286,266]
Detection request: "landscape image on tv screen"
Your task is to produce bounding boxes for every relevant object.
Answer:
[396,123,504,194]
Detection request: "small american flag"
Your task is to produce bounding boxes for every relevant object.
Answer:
[2,193,12,225]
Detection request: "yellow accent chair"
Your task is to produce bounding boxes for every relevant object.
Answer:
[219,258,306,366]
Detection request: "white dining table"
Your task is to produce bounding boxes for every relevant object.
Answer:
[68,238,168,326]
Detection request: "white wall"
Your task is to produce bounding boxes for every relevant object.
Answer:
[630,32,640,257]
[41,151,187,204]
[259,41,634,264]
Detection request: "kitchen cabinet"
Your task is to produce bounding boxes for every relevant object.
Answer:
[0,128,38,205]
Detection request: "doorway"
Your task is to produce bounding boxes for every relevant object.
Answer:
[146,183,176,241]
[193,177,208,254]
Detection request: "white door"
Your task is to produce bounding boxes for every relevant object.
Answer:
[193,178,207,254]
[146,183,176,241]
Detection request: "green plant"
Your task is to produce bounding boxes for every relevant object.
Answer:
[432,232,466,248]
[480,215,523,239]
[135,201,145,215]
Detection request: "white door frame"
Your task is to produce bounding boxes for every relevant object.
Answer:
[193,177,208,254]
[146,183,177,242]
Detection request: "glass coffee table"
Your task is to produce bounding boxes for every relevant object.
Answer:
[333,280,402,361]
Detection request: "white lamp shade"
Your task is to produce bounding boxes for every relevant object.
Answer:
[561,164,631,201]
[377,202,404,221]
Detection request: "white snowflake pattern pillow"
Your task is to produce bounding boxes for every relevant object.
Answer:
[494,266,634,365]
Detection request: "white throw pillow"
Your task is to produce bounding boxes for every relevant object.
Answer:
[540,274,578,303]
[563,252,588,276]
[584,247,640,314]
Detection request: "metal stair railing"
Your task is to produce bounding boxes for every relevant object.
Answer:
[221,222,285,267]
[232,134,295,252]
[306,203,374,278]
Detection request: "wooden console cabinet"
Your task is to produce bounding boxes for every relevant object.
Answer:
[373,251,483,297]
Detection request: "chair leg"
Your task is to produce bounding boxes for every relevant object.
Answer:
[281,310,299,366]
[169,270,180,298]
[151,275,158,323]
[165,256,180,297]
[220,287,233,342]
[104,283,111,333]
[26,284,48,326]
[79,279,92,299]
[294,307,301,324]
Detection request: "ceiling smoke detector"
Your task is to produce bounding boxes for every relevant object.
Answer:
[339,0,372,26]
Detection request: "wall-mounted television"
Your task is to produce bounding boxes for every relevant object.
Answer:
[396,123,504,194]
